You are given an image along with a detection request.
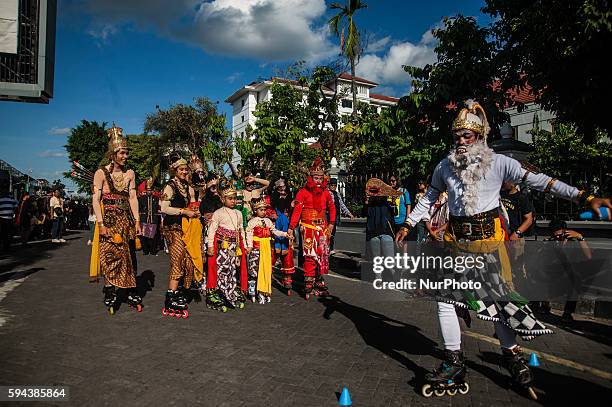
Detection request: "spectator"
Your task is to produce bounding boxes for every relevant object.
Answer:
[387,175,411,239]
[501,181,535,240]
[0,183,18,252]
[328,178,354,252]
[414,179,429,243]
[87,205,96,246]
[544,219,592,323]
[50,189,65,243]
[362,193,395,279]
[17,192,34,244]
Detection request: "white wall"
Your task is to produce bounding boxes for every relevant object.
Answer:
[505,103,555,143]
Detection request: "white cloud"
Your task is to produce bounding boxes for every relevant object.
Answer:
[356,27,438,88]
[48,127,71,136]
[39,150,67,158]
[82,0,336,62]
[226,72,243,83]
[365,36,391,53]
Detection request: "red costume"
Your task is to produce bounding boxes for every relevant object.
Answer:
[289,158,336,298]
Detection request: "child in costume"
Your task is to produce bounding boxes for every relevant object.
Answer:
[206,181,248,309]
[246,200,289,303]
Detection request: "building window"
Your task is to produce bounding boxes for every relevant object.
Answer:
[241,115,245,123]
[241,99,245,107]
[241,132,245,137]
[341,99,352,109]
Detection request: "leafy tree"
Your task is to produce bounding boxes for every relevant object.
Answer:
[63,120,108,192]
[484,0,612,142]
[126,134,163,187]
[529,120,612,195]
[243,80,318,185]
[144,98,236,177]
[51,179,66,194]
[328,0,368,118]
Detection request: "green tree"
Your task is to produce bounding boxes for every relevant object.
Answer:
[144,98,236,177]
[126,134,163,187]
[244,80,318,185]
[483,0,612,142]
[64,120,108,192]
[529,121,612,195]
[328,0,368,118]
[51,179,66,194]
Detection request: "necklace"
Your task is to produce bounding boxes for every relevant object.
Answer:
[111,171,126,191]
[174,179,189,200]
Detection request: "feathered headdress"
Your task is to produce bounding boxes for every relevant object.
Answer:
[452,100,490,139]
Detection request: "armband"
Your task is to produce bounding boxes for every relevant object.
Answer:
[544,178,557,194]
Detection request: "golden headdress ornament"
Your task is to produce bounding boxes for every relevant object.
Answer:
[170,156,188,170]
[309,157,325,176]
[251,199,268,211]
[189,154,204,172]
[218,178,238,199]
[107,122,128,153]
[452,100,490,139]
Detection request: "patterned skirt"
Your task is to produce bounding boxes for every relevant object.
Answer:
[100,206,136,288]
[164,225,195,289]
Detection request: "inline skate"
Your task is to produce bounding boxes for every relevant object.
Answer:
[162,289,189,319]
[234,288,247,309]
[502,346,538,400]
[304,276,314,300]
[421,350,470,397]
[127,291,143,312]
[103,285,118,315]
[313,276,330,297]
[205,289,228,312]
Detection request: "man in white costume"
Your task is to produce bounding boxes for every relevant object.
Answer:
[395,100,611,399]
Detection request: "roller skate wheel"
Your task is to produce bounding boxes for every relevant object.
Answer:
[162,308,169,316]
[421,384,433,398]
[458,382,470,395]
[136,304,143,312]
[434,388,446,397]
[287,290,292,296]
[107,307,115,316]
[174,311,182,318]
[238,302,245,309]
[447,388,457,396]
[221,306,228,313]
[168,309,175,317]
[527,387,538,400]
[182,310,189,319]
[251,297,256,303]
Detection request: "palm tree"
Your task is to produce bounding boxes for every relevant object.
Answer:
[328,0,368,118]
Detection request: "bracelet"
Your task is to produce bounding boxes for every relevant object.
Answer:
[585,194,595,207]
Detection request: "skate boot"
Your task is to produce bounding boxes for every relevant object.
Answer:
[304,276,314,300]
[313,276,330,297]
[248,280,256,303]
[421,350,469,397]
[103,285,118,315]
[127,290,143,312]
[282,275,292,296]
[257,293,266,304]
[205,289,228,312]
[502,346,538,400]
[162,290,189,319]
[234,288,247,310]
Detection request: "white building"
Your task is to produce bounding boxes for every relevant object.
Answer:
[225,73,399,140]
[503,85,555,143]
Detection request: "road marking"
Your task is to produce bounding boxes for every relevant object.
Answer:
[0,277,26,328]
[463,330,612,381]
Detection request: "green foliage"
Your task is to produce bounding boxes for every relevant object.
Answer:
[126,134,163,187]
[144,97,234,176]
[63,120,108,193]
[51,179,66,194]
[529,121,612,194]
[483,0,612,141]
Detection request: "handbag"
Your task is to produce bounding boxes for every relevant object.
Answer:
[141,222,157,239]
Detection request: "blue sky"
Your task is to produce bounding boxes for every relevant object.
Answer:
[0,0,486,191]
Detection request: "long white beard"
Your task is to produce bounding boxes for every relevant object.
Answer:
[447,142,494,216]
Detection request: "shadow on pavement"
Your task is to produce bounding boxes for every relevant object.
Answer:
[317,295,439,395]
[0,267,45,283]
[536,312,612,348]
[475,351,612,404]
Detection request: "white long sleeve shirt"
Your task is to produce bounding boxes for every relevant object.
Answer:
[406,153,579,226]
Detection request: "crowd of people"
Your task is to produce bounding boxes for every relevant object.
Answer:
[0,185,92,252]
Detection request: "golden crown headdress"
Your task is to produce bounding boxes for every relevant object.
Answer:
[309,157,325,176]
[452,100,490,138]
[251,199,268,211]
[107,122,128,153]
[219,178,238,199]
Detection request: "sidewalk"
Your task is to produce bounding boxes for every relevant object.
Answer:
[0,231,610,406]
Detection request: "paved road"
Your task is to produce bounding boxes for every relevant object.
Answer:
[0,231,611,406]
